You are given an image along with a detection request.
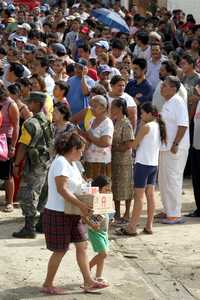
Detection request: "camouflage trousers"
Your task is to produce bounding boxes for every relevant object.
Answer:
[17,167,47,217]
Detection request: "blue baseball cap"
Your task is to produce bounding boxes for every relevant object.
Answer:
[98,64,111,74]
[95,40,109,51]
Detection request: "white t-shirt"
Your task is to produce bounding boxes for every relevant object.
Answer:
[84,117,114,163]
[46,156,84,212]
[160,94,189,151]
[108,92,137,108]
[44,73,55,97]
[133,45,151,61]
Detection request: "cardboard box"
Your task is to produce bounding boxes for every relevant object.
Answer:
[64,193,114,215]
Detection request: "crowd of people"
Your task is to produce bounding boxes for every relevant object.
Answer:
[0,0,200,294]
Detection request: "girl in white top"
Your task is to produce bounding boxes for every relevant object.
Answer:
[117,102,167,236]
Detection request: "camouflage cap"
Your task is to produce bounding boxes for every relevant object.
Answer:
[27,92,46,104]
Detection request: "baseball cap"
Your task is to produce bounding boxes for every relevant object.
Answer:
[23,44,37,54]
[7,3,15,12]
[95,40,109,51]
[81,26,89,34]
[14,35,27,43]
[51,43,67,56]
[98,64,111,74]
[0,24,5,30]
[75,58,88,67]
[18,23,31,32]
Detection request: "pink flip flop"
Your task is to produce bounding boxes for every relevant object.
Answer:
[84,281,109,293]
[40,286,67,295]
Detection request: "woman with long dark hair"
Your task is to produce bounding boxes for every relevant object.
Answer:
[111,98,134,223]
[117,102,167,236]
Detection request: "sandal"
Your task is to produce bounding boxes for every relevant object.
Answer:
[143,228,153,235]
[160,217,186,225]
[40,286,67,295]
[3,204,14,213]
[154,212,166,219]
[95,277,109,285]
[113,218,129,226]
[115,227,138,236]
[84,281,109,293]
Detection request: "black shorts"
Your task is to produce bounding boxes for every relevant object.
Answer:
[0,159,13,180]
[43,209,87,252]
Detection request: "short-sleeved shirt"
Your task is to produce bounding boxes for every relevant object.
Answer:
[108,92,137,108]
[67,75,95,115]
[153,81,188,112]
[160,94,189,151]
[133,45,151,61]
[84,117,114,163]
[125,79,153,104]
[46,155,84,212]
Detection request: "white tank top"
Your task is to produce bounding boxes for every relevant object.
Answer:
[135,121,161,166]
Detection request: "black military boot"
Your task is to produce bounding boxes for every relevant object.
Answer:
[35,213,43,233]
[12,216,36,238]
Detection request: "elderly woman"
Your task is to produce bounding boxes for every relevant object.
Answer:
[83,95,114,179]
[111,98,134,223]
[42,132,108,295]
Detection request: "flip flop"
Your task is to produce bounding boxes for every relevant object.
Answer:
[112,218,129,226]
[143,228,153,235]
[40,286,67,295]
[160,218,186,225]
[95,277,109,285]
[154,212,166,219]
[115,227,138,236]
[84,281,109,293]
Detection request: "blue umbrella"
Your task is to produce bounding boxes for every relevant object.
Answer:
[91,8,130,34]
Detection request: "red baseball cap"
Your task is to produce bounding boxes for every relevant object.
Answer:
[81,26,89,34]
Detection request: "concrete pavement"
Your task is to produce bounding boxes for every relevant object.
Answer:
[0,179,200,300]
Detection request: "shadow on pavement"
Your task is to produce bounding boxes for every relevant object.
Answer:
[0,284,103,300]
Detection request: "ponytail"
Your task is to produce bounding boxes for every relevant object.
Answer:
[156,114,167,145]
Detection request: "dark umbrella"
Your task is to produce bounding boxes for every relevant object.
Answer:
[91,8,130,34]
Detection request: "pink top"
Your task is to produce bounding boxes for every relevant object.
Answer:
[0,97,14,139]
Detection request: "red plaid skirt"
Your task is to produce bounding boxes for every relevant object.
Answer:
[43,209,87,252]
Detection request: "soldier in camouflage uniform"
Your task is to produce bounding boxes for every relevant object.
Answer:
[12,92,53,238]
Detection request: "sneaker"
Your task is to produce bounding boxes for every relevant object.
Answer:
[3,204,14,212]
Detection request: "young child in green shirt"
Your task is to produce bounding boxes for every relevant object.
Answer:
[84,176,111,285]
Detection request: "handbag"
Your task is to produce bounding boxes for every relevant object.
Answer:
[0,133,8,161]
